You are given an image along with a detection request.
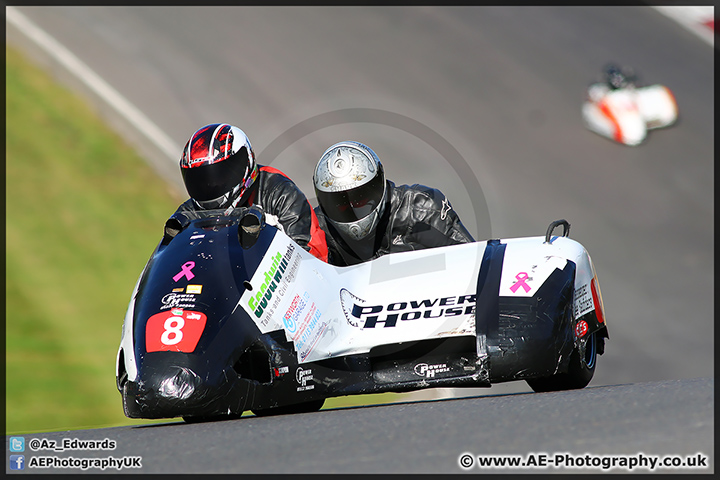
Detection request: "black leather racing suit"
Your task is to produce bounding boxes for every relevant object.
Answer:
[315,180,474,266]
[171,165,328,262]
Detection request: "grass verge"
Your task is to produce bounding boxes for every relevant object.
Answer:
[5,45,181,433]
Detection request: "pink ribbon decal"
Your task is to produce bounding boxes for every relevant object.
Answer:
[510,272,531,293]
[173,261,196,282]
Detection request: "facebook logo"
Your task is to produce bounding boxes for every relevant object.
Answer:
[9,437,25,452]
[9,455,25,470]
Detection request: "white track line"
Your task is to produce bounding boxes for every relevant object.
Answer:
[6,6,179,162]
[652,6,714,48]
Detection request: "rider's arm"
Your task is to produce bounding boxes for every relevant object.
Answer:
[259,166,329,262]
[403,185,475,247]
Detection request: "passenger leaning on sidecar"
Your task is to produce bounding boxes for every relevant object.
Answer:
[313,141,474,266]
[170,123,328,262]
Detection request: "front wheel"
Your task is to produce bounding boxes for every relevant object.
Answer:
[527,332,599,393]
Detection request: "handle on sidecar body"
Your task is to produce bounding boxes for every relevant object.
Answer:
[544,219,570,244]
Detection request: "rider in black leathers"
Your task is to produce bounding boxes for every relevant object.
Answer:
[170,123,328,261]
[313,141,474,266]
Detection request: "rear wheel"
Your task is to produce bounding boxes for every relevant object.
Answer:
[251,399,325,417]
[527,332,598,393]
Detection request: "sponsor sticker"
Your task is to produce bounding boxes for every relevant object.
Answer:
[186,284,203,294]
[273,366,289,377]
[574,283,594,318]
[575,320,589,338]
[145,310,207,353]
[346,295,476,329]
[296,367,314,391]
[281,292,328,362]
[283,292,310,333]
[160,292,197,310]
[245,244,297,324]
[413,363,451,378]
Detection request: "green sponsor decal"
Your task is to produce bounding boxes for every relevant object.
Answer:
[247,244,294,318]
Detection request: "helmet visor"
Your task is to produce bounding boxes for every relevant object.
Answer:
[317,173,385,223]
[182,148,250,203]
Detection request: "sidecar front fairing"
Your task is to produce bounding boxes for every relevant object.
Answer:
[117,213,607,419]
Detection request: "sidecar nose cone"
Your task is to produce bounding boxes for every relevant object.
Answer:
[158,367,200,400]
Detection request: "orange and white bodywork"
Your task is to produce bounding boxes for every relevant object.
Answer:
[582,83,678,146]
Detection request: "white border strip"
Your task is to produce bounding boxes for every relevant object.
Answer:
[653,6,714,48]
[6,6,179,161]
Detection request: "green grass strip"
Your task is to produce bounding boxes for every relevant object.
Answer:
[5,45,182,433]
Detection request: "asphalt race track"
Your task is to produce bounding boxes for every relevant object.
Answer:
[6,6,714,474]
[4,378,714,474]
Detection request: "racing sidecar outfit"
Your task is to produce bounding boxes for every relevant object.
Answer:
[315,180,475,266]
[582,82,678,146]
[172,165,328,261]
[582,83,645,145]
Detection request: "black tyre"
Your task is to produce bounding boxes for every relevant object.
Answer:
[527,332,598,393]
[251,399,325,417]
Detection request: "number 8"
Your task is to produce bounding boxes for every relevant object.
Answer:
[161,316,185,345]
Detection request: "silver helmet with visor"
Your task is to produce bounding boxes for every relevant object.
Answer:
[313,141,387,241]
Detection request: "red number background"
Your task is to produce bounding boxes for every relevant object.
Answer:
[145,310,207,353]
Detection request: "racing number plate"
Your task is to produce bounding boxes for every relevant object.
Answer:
[145,309,207,353]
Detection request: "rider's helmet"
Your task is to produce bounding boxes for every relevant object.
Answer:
[180,123,258,210]
[604,64,635,90]
[313,141,387,241]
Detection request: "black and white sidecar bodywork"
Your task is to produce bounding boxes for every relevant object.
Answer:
[116,208,608,421]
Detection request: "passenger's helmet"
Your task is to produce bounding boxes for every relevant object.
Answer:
[604,64,635,90]
[180,123,258,210]
[313,141,387,241]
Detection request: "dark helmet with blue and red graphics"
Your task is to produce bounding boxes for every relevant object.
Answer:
[180,123,258,210]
